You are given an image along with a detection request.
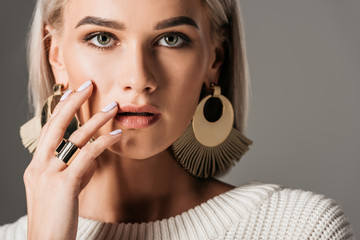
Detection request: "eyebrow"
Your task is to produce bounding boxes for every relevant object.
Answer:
[154,16,199,30]
[75,16,125,30]
[75,16,199,30]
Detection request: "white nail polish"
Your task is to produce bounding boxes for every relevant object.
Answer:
[109,129,122,135]
[102,102,117,112]
[77,80,92,92]
[60,89,72,102]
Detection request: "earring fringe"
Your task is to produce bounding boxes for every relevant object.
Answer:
[172,124,252,178]
[19,116,41,154]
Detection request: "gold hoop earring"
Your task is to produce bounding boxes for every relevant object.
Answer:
[20,84,80,153]
[172,84,253,178]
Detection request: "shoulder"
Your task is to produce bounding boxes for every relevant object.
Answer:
[227,182,355,239]
[272,186,354,238]
[0,215,27,240]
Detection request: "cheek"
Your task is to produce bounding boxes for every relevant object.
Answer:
[62,39,123,92]
[63,46,104,88]
[62,44,121,129]
[157,50,208,144]
[63,43,120,105]
[161,50,207,106]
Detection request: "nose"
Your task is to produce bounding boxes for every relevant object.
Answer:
[121,42,157,94]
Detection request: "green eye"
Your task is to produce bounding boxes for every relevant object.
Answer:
[85,32,117,49]
[158,33,188,48]
[96,34,111,46]
[164,34,178,46]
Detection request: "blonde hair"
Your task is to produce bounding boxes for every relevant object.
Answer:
[27,0,250,132]
[27,0,68,116]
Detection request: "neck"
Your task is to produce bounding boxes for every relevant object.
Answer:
[78,148,217,223]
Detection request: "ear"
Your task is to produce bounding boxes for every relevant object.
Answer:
[205,40,225,90]
[45,25,69,89]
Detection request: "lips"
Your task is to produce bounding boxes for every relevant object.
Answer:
[117,112,154,116]
[115,104,161,129]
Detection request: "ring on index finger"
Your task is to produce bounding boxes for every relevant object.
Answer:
[55,139,80,166]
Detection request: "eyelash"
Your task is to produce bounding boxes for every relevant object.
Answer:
[82,31,192,51]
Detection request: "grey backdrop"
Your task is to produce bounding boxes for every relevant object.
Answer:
[0,0,359,237]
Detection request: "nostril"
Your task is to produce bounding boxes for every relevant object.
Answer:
[122,82,156,92]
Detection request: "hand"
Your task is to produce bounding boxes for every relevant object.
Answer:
[23,81,121,240]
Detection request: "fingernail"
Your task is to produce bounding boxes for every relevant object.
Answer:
[77,80,92,92]
[109,129,122,135]
[102,102,117,112]
[60,89,72,102]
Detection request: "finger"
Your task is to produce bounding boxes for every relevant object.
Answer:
[79,157,97,191]
[51,89,73,116]
[47,101,118,172]
[66,129,123,180]
[39,80,93,155]
[37,89,74,149]
[68,101,118,148]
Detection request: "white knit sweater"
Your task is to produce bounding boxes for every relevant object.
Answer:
[0,182,355,239]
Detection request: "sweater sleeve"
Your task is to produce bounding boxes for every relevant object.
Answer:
[307,197,354,240]
[275,188,355,240]
[227,187,356,240]
[0,215,27,240]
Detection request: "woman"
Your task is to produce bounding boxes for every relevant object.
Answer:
[0,0,354,239]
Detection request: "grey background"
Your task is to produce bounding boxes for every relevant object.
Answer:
[0,0,359,237]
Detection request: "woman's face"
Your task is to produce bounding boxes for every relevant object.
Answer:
[49,0,223,159]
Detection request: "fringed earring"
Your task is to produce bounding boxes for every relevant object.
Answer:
[172,84,253,178]
[20,84,80,153]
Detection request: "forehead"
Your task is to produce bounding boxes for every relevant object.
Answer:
[64,0,207,29]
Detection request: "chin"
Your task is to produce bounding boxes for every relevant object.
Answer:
[107,135,170,160]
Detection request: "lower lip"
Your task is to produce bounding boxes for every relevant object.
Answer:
[115,114,160,129]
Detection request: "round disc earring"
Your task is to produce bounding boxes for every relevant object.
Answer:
[172,84,253,178]
[192,85,234,147]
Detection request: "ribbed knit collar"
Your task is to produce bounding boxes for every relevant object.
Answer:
[76,182,282,240]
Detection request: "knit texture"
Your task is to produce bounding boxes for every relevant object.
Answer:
[0,182,355,239]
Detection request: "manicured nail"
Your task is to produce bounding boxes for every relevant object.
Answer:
[102,102,117,112]
[77,80,92,92]
[60,89,72,102]
[109,129,122,135]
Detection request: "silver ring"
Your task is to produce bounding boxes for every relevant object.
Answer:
[56,140,79,165]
